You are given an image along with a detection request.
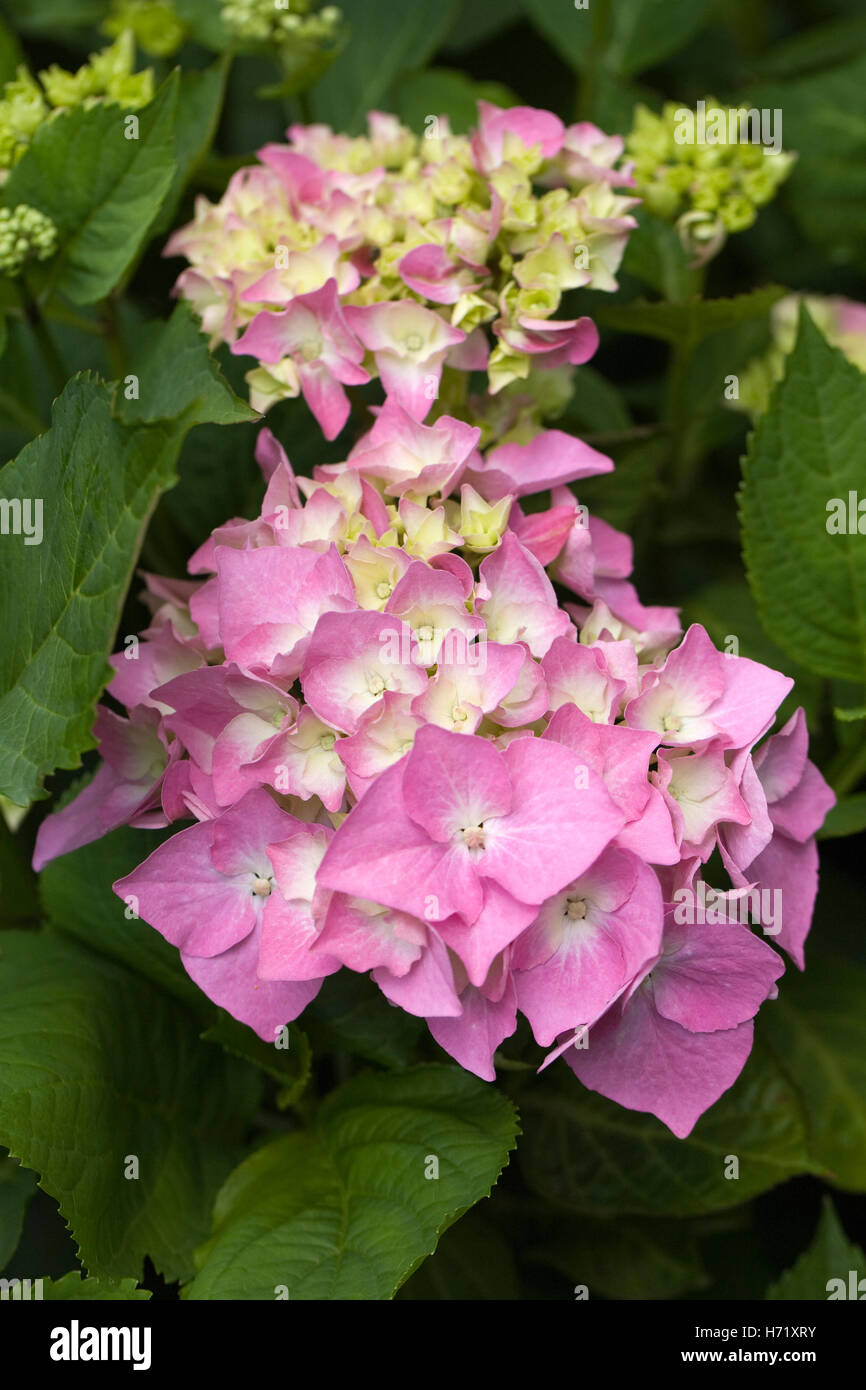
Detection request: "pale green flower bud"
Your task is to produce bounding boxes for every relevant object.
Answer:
[430,159,473,206]
[451,291,497,332]
[0,68,48,168]
[0,203,58,275]
[487,342,531,394]
[103,1,186,57]
[718,193,755,232]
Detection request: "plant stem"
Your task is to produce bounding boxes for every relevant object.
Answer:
[100,296,126,380]
[21,284,68,396]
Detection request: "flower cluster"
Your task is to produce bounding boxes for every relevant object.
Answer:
[0,203,58,276]
[735,292,866,416]
[221,0,343,46]
[0,32,153,175]
[165,103,639,433]
[34,382,833,1136]
[626,99,795,265]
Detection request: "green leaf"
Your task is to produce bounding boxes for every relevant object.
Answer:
[390,68,518,136]
[0,381,173,804]
[41,1272,152,1300]
[0,817,39,928]
[740,308,866,685]
[834,705,866,722]
[0,329,249,807]
[1,71,178,304]
[523,0,717,76]
[201,1013,311,1107]
[449,0,523,51]
[513,1035,817,1217]
[746,54,866,268]
[119,302,257,427]
[0,378,184,806]
[186,1065,519,1299]
[574,435,664,534]
[759,952,866,1191]
[756,15,866,80]
[597,287,787,346]
[397,1207,520,1299]
[0,931,261,1282]
[0,1,108,37]
[521,0,592,71]
[39,824,204,1012]
[173,0,232,51]
[531,1215,708,1300]
[151,58,230,238]
[303,969,423,1068]
[144,416,263,577]
[562,364,631,435]
[620,211,697,301]
[0,1152,37,1270]
[767,1197,866,1299]
[604,0,718,76]
[311,0,461,133]
[818,794,866,840]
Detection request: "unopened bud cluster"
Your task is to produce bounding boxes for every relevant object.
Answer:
[166,101,640,427]
[0,203,58,275]
[0,32,153,175]
[221,0,343,44]
[626,99,795,265]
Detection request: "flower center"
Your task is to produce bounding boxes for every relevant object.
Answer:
[251,875,272,897]
[299,334,323,362]
[404,332,424,353]
[452,704,469,724]
[662,714,682,733]
[319,732,336,752]
[375,580,392,599]
[367,672,386,696]
[417,623,434,642]
[565,896,587,920]
[462,824,485,850]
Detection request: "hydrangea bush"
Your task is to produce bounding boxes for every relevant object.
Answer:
[0,1,862,1305]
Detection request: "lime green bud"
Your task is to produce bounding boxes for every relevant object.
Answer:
[221,0,272,41]
[737,139,766,170]
[640,181,682,220]
[515,284,560,319]
[718,194,755,232]
[40,32,153,111]
[430,158,473,206]
[451,291,496,332]
[0,67,48,169]
[626,104,673,165]
[454,484,513,552]
[676,209,726,266]
[690,175,720,213]
[631,97,794,247]
[0,203,58,275]
[487,342,530,394]
[692,143,726,171]
[103,1,186,57]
